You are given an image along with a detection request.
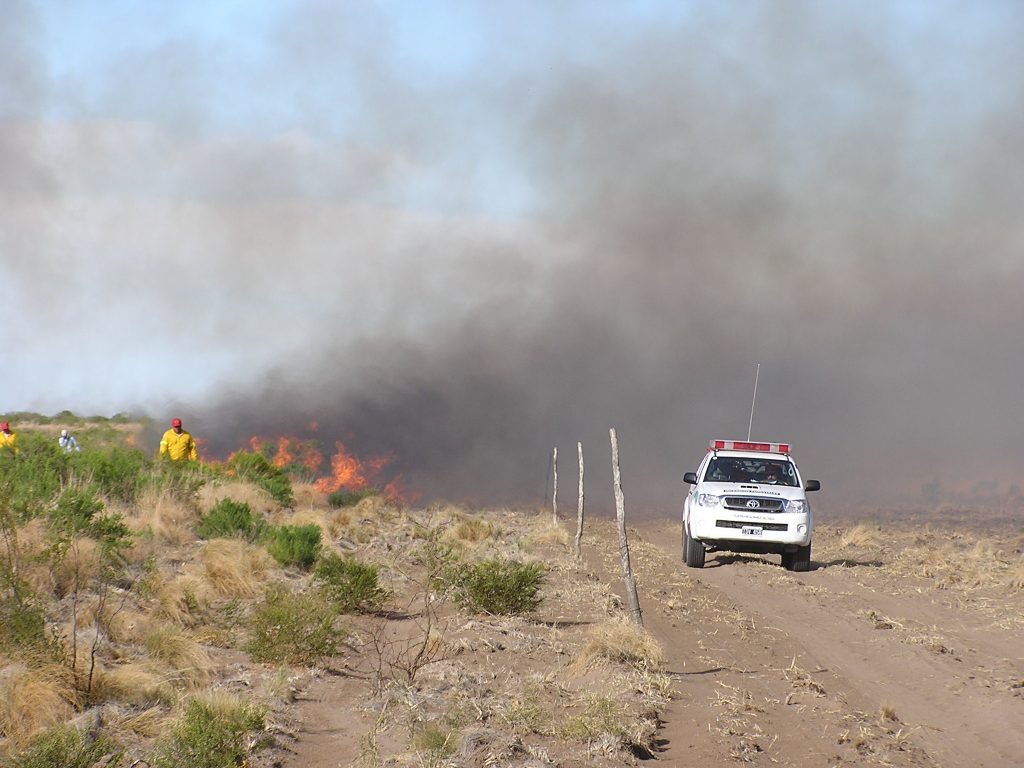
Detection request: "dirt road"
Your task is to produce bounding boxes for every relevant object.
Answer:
[276,510,1022,767]
[628,519,1024,767]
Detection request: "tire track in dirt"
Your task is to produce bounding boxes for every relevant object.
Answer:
[588,520,936,766]
[637,519,1024,768]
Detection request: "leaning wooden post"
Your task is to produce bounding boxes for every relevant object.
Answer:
[574,442,585,559]
[551,447,558,525]
[610,428,642,627]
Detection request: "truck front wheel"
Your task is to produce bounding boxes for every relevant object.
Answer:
[783,544,811,572]
[684,526,706,568]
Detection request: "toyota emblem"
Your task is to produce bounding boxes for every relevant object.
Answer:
[746,499,759,509]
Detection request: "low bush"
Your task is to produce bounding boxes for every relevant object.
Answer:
[47,488,132,563]
[247,584,342,665]
[0,597,58,661]
[72,446,150,503]
[225,451,294,507]
[264,524,321,569]
[152,695,265,768]
[411,723,456,759]
[0,435,70,521]
[313,552,389,613]
[2,724,123,768]
[195,499,266,542]
[327,487,379,508]
[449,558,545,615]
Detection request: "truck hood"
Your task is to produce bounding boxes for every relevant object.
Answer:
[700,483,807,501]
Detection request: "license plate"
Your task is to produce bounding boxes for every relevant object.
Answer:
[741,526,763,536]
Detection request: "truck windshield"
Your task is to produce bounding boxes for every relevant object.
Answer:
[704,457,799,487]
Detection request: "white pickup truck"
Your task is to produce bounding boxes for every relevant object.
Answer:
[682,439,821,571]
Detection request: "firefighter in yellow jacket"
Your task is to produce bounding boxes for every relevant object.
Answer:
[0,422,17,455]
[159,418,197,462]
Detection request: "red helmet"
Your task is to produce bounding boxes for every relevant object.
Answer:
[0,422,8,431]
[171,418,182,428]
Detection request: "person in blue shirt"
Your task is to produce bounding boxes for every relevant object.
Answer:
[58,429,80,453]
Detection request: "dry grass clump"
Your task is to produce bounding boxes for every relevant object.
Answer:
[499,692,555,735]
[109,704,173,738]
[559,694,657,755]
[527,519,570,549]
[573,616,665,673]
[50,537,102,598]
[143,624,212,687]
[195,539,271,599]
[353,494,400,521]
[838,522,885,549]
[65,594,148,644]
[198,480,277,517]
[291,482,326,509]
[447,515,498,546]
[145,572,206,627]
[104,607,151,644]
[93,661,176,706]
[896,536,1021,590]
[0,663,77,747]
[327,506,353,532]
[1008,560,1024,589]
[12,518,54,596]
[126,490,199,549]
[427,502,471,520]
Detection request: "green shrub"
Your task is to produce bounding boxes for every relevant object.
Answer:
[559,697,630,742]
[247,584,342,665]
[411,723,457,758]
[450,558,545,615]
[226,451,294,507]
[196,499,266,541]
[47,488,132,562]
[0,434,71,521]
[71,446,150,503]
[313,552,389,613]
[153,696,265,768]
[327,487,379,508]
[0,596,60,661]
[264,524,321,569]
[147,459,212,503]
[3,724,123,768]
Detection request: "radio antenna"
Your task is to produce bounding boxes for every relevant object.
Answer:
[746,363,760,441]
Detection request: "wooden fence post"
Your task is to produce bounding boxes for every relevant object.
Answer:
[574,442,585,559]
[610,428,642,627]
[552,446,558,525]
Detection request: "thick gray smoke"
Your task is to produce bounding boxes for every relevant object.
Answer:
[5,2,1024,513]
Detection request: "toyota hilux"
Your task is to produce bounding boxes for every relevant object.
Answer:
[682,440,820,571]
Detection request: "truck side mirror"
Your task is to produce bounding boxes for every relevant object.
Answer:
[804,479,821,492]
[683,472,697,485]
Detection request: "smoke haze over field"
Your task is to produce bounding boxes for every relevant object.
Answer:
[4,1,1024,511]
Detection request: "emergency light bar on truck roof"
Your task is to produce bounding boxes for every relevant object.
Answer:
[709,439,790,454]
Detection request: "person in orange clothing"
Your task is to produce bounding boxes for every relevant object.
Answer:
[0,422,17,456]
[158,418,197,462]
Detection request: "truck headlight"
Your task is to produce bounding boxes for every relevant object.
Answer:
[697,493,722,507]
[784,499,805,513]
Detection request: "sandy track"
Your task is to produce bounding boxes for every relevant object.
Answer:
[634,519,1024,767]
[276,513,1021,767]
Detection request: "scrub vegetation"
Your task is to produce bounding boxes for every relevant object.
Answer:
[0,415,674,767]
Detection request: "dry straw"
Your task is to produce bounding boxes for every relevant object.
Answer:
[573,615,665,673]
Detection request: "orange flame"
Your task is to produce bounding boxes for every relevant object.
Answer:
[382,475,420,505]
[218,431,417,504]
[314,441,393,494]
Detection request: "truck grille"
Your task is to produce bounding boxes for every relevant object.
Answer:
[717,520,789,532]
[723,497,785,512]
